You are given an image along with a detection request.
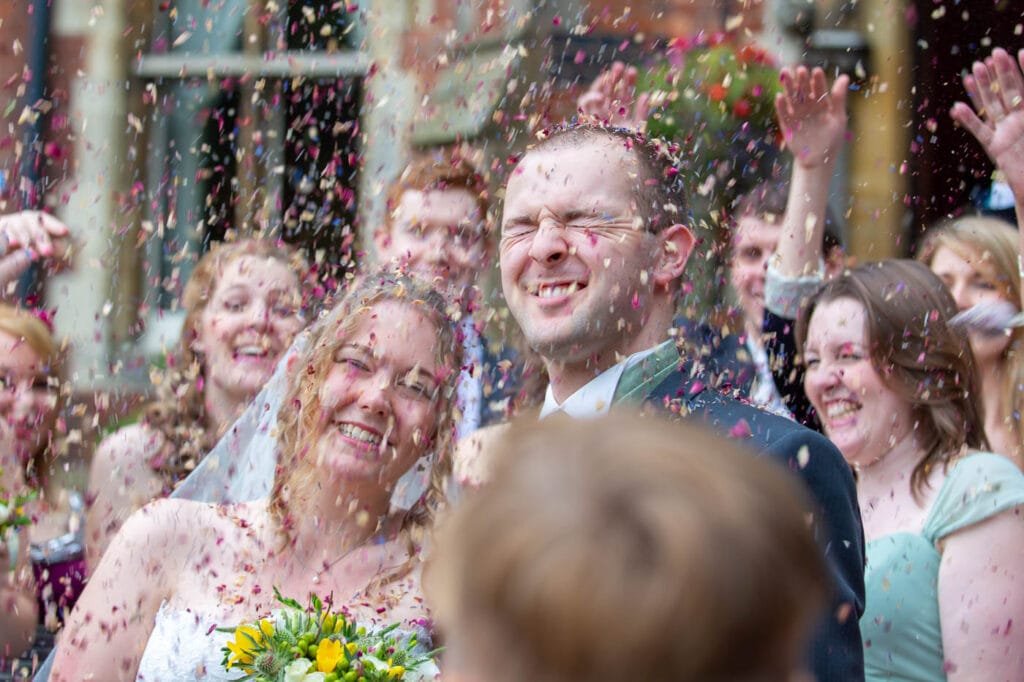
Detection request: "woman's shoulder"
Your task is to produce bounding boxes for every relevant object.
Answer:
[924,452,1024,541]
[947,451,1024,489]
[112,499,265,563]
[94,422,168,469]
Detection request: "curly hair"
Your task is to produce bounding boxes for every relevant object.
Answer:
[144,238,308,490]
[269,270,463,550]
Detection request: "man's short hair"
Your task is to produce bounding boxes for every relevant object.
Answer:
[528,124,688,233]
[384,147,490,233]
[732,178,845,254]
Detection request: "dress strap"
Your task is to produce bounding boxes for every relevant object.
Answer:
[921,452,1024,545]
[3,527,20,571]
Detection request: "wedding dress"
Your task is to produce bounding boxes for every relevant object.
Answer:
[135,603,239,681]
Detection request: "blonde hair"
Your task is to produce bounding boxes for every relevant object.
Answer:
[144,238,308,489]
[428,413,828,682]
[917,216,1023,455]
[269,271,462,547]
[0,304,65,487]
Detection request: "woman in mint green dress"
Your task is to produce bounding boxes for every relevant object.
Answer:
[797,257,1024,681]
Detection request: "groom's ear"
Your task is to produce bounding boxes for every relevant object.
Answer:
[652,223,695,287]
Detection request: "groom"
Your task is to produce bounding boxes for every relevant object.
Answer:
[498,124,865,681]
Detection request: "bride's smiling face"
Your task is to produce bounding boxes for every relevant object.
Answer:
[315,300,448,485]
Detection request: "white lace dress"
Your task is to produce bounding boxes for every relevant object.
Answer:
[135,603,240,681]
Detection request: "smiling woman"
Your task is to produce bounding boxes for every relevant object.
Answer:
[917,216,1024,468]
[796,260,1024,681]
[52,271,459,682]
[85,239,309,571]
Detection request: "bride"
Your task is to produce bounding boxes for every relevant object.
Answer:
[51,271,461,680]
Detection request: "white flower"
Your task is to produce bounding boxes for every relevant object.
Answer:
[282,658,325,682]
[404,659,442,681]
[0,502,10,525]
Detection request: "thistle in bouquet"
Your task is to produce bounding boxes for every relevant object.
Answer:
[221,588,439,682]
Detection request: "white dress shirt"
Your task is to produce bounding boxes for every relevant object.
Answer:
[540,342,666,419]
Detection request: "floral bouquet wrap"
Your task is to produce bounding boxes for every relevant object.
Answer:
[220,589,439,682]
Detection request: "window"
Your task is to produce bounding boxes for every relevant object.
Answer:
[134,0,367,321]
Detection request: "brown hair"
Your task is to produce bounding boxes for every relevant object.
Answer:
[916,215,1024,453]
[796,260,987,497]
[428,413,828,682]
[144,238,308,489]
[731,178,844,254]
[384,148,490,236]
[0,305,65,488]
[527,124,687,234]
[269,270,462,545]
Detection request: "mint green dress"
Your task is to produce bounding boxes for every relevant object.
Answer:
[863,453,1024,681]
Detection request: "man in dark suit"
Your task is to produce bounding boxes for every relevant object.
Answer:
[498,124,865,681]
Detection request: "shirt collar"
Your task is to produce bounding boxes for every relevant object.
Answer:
[540,341,668,419]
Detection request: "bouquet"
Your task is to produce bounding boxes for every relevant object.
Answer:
[0,466,35,539]
[220,588,439,682]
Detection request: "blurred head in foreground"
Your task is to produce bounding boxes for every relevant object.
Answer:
[428,413,828,682]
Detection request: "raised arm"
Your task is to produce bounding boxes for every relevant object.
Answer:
[577,61,651,132]
[85,424,166,571]
[951,47,1024,309]
[772,67,849,278]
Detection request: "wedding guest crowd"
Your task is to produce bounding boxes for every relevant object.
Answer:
[0,31,1022,682]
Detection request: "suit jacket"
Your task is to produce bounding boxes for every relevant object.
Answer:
[477,334,524,428]
[639,356,866,682]
[762,308,823,431]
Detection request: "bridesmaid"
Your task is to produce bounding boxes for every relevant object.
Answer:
[85,238,307,569]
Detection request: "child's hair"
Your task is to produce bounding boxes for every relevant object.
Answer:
[428,412,828,682]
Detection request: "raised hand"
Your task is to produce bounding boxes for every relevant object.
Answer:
[577,61,651,132]
[775,66,850,169]
[951,47,1024,196]
[0,211,74,294]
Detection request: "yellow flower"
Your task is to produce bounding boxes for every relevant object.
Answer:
[345,642,358,655]
[316,638,345,673]
[387,665,406,679]
[225,623,268,669]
